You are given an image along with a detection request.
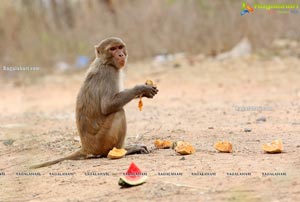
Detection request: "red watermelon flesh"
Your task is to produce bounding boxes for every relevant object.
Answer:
[118,162,148,187]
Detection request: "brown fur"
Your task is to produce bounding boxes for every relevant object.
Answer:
[30,37,158,169]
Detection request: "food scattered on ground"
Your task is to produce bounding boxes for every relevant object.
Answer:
[173,141,195,155]
[154,139,173,149]
[107,147,127,159]
[262,139,283,154]
[119,162,148,187]
[214,141,233,153]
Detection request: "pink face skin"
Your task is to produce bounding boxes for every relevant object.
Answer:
[108,44,127,69]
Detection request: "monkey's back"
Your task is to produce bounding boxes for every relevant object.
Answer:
[75,63,125,155]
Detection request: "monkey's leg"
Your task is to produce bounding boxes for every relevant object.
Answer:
[110,110,149,155]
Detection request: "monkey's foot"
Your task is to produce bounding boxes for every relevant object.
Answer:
[86,154,102,159]
[125,144,149,155]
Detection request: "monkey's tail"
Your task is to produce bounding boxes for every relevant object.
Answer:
[29,150,87,169]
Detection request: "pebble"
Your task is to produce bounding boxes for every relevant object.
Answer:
[256,117,266,122]
[244,128,252,132]
[3,139,15,146]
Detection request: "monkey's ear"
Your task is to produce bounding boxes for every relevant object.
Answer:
[94,45,101,58]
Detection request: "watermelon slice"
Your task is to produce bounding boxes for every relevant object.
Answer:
[118,162,148,187]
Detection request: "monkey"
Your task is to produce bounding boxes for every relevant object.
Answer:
[30,37,158,168]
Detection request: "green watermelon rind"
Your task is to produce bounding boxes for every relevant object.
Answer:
[118,175,148,187]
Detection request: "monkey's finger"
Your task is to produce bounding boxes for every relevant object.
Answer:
[152,87,159,92]
[151,89,158,95]
[143,146,150,153]
[145,94,154,98]
[139,147,149,154]
[147,91,156,97]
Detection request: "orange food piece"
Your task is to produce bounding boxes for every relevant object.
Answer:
[262,139,283,154]
[107,147,127,159]
[138,79,156,111]
[146,80,154,86]
[174,141,195,155]
[146,80,157,87]
[138,96,143,111]
[214,141,232,153]
[154,139,173,149]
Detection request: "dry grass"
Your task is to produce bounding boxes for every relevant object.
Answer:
[0,0,299,67]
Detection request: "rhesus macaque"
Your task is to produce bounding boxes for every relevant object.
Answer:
[30,37,158,168]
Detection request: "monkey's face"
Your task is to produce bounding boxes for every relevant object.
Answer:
[95,37,128,69]
[108,44,127,69]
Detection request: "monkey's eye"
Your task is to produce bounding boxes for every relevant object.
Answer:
[110,47,116,51]
[118,45,124,49]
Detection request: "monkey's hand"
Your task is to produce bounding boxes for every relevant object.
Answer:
[135,85,158,99]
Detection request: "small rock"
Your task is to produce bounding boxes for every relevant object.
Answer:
[244,128,252,132]
[256,117,266,122]
[180,157,186,160]
[208,126,214,129]
[3,139,15,146]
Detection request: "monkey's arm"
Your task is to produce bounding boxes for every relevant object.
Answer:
[101,85,158,115]
[101,89,137,115]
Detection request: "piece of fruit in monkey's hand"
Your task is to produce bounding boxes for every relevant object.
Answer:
[262,139,283,154]
[138,79,156,111]
[145,80,153,86]
[107,147,127,159]
[138,96,143,111]
[145,79,157,87]
[214,141,233,153]
[173,141,195,155]
[154,139,173,149]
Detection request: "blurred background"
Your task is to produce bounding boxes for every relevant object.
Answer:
[1,2,300,201]
[1,0,300,72]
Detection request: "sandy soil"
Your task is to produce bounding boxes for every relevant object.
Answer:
[0,56,300,202]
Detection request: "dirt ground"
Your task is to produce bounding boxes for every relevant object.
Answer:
[0,56,300,202]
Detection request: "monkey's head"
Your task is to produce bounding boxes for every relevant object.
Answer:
[95,37,127,69]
